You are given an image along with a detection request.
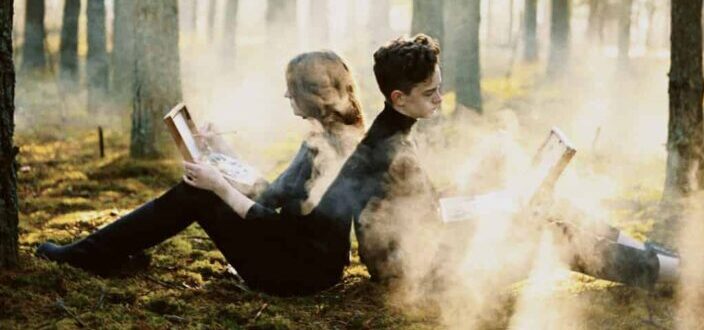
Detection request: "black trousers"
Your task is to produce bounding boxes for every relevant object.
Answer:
[77,182,341,296]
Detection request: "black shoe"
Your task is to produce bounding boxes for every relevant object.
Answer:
[36,242,150,276]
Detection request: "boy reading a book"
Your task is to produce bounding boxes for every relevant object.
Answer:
[349,34,679,289]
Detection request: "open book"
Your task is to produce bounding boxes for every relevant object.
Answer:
[440,127,576,223]
[163,103,262,187]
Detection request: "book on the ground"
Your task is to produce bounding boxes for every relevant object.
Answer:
[440,127,576,223]
[163,103,261,186]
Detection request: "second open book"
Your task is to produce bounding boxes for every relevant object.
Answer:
[439,128,576,223]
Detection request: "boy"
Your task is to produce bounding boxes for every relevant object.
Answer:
[325,34,679,288]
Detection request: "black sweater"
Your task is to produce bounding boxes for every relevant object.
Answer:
[244,103,438,291]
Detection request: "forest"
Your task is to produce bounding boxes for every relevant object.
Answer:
[1,0,703,329]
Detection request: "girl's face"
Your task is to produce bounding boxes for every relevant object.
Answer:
[285,90,305,118]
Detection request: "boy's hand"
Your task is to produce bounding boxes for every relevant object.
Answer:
[183,161,228,194]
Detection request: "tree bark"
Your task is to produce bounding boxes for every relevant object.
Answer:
[59,0,80,85]
[21,0,46,73]
[448,0,482,114]
[113,0,136,104]
[0,0,19,268]
[618,0,634,68]
[523,0,538,62]
[664,0,704,198]
[130,0,183,159]
[87,0,109,112]
[547,0,570,77]
[411,0,444,43]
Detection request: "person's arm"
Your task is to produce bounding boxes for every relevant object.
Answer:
[255,143,313,207]
[183,161,254,218]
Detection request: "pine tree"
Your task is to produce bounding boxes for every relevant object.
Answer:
[21,0,46,73]
[447,0,482,114]
[130,0,183,158]
[59,0,80,85]
[664,0,704,197]
[87,0,109,111]
[0,0,19,268]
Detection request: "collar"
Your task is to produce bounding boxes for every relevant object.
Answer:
[377,101,417,133]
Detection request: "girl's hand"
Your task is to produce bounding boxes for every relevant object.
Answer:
[183,161,229,194]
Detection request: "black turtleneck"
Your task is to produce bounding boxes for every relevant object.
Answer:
[245,102,434,285]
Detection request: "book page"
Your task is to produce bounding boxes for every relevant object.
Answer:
[207,153,261,186]
[440,191,520,223]
[441,128,575,223]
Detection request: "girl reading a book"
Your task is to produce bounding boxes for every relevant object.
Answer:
[36,51,365,296]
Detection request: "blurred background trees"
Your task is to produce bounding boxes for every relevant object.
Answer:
[6,0,696,199]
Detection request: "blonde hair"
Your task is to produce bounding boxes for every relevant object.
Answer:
[286,51,365,132]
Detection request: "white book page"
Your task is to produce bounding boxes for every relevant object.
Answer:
[442,128,574,224]
[207,153,261,186]
[440,191,520,223]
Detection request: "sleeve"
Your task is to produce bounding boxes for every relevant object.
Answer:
[255,143,313,209]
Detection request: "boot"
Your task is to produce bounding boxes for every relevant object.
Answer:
[36,242,151,276]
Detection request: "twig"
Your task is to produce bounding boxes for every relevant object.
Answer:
[164,314,187,323]
[143,274,181,290]
[94,287,106,311]
[252,303,269,322]
[55,298,86,328]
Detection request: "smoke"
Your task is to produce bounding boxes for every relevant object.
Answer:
[364,37,677,328]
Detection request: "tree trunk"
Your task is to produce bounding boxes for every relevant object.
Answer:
[266,0,297,48]
[179,0,197,37]
[368,0,391,47]
[644,0,656,50]
[547,0,570,77]
[664,0,704,198]
[59,0,80,85]
[208,0,217,43]
[309,0,329,48]
[441,1,455,92]
[523,0,538,62]
[130,0,182,159]
[0,0,19,268]
[411,0,444,43]
[87,0,108,112]
[586,0,601,42]
[113,0,136,104]
[220,0,238,74]
[21,0,46,73]
[618,0,634,68]
[448,0,482,114]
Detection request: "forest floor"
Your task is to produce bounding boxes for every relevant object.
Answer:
[2,59,683,329]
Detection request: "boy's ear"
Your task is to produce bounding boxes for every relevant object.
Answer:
[390,90,405,107]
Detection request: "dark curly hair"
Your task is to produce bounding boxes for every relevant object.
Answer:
[373,34,441,101]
